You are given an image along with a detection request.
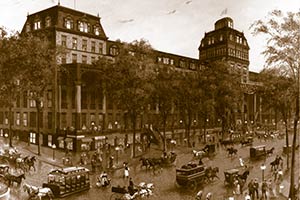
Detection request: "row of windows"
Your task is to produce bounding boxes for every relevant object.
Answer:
[157,56,197,70]
[61,35,105,54]
[64,17,101,36]
[26,17,52,32]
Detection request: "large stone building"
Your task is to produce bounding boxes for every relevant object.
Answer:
[0,4,261,151]
[199,17,262,129]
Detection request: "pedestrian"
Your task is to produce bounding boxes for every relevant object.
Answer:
[196,190,203,200]
[273,168,278,182]
[261,180,268,200]
[244,192,251,200]
[239,156,245,168]
[277,168,283,182]
[253,179,259,200]
[248,179,254,200]
[124,165,130,179]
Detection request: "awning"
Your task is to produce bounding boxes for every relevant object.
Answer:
[81,138,93,143]
[94,136,106,140]
[57,137,64,141]
[64,138,73,142]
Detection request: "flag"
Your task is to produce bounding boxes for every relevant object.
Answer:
[220,8,228,16]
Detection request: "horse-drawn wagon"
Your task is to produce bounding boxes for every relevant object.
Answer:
[176,164,207,190]
[250,145,267,161]
[224,167,250,189]
[42,166,90,198]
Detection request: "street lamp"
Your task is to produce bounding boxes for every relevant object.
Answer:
[114,121,118,129]
[115,146,120,164]
[193,119,197,134]
[52,144,56,160]
[260,163,266,181]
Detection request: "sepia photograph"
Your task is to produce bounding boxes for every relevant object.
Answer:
[0,0,299,199]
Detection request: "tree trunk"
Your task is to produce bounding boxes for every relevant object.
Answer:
[289,78,299,199]
[8,105,13,147]
[131,115,136,158]
[37,100,41,156]
[284,120,289,170]
[163,119,166,152]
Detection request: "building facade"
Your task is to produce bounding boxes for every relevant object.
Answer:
[0,5,261,151]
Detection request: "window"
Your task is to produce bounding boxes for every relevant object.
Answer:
[16,112,20,126]
[82,55,87,64]
[64,18,73,29]
[26,23,31,32]
[61,53,66,64]
[189,63,196,70]
[220,35,223,41]
[4,112,8,125]
[98,43,103,54]
[82,39,87,51]
[208,38,211,45]
[29,92,36,108]
[30,112,36,127]
[91,56,96,63]
[23,112,28,127]
[48,135,52,147]
[29,132,36,144]
[94,26,100,35]
[61,88,67,108]
[170,59,174,65]
[211,37,215,44]
[72,37,77,49]
[157,57,162,62]
[72,54,77,63]
[78,21,90,33]
[90,91,96,109]
[45,17,51,27]
[91,41,95,52]
[179,60,186,68]
[61,35,67,47]
[34,21,41,30]
[109,46,119,56]
[82,113,87,127]
[229,34,233,41]
[47,112,52,129]
[163,57,169,64]
[61,113,67,128]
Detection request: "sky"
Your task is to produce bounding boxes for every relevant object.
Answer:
[0,0,299,72]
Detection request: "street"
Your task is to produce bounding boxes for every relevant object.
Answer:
[0,132,298,200]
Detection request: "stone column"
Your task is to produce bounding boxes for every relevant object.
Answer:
[75,81,82,131]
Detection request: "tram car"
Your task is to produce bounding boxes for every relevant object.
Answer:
[42,166,90,198]
[175,164,207,191]
[250,145,266,161]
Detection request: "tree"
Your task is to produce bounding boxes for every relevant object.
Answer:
[173,71,202,147]
[257,68,295,170]
[251,10,300,198]
[17,34,61,155]
[95,39,156,158]
[151,66,177,151]
[200,61,242,139]
[0,29,25,147]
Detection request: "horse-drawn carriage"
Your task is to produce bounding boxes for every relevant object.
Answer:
[224,167,250,189]
[0,147,21,165]
[176,164,207,190]
[250,145,267,161]
[240,137,253,146]
[42,166,90,198]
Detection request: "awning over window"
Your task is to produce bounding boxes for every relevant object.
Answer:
[94,136,106,140]
[57,137,64,141]
[65,138,73,143]
[81,138,93,143]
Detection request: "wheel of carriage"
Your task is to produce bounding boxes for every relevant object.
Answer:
[188,180,198,191]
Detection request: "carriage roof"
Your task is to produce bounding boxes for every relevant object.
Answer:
[224,168,239,174]
[250,145,266,150]
[48,166,89,175]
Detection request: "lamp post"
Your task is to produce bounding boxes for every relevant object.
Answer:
[115,146,120,164]
[52,144,56,160]
[193,119,197,135]
[260,163,266,181]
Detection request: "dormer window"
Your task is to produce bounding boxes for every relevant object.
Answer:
[220,35,223,41]
[34,20,41,30]
[78,21,90,33]
[45,17,51,27]
[109,45,119,56]
[94,26,100,36]
[64,18,73,29]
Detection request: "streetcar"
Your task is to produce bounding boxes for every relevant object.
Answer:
[175,164,207,191]
[42,166,90,198]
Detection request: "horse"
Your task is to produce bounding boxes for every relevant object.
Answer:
[238,170,250,182]
[148,158,163,174]
[266,147,275,155]
[6,173,26,186]
[270,159,280,171]
[24,156,36,171]
[139,157,150,170]
[205,167,220,181]
[23,183,54,200]
[226,147,238,157]
[192,150,208,159]
[15,156,28,172]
